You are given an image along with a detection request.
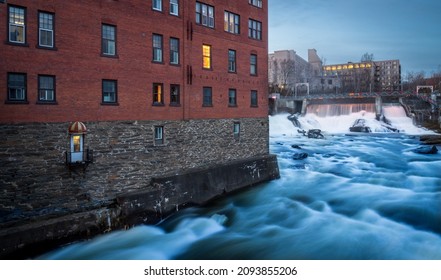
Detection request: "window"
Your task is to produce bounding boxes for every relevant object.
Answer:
[153,83,164,105]
[170,84,180,105]
[249,0,263,8]
[102,24,116,56]
[202,44,211,69]
[38,12,54,48]
[38,75,55,102]
[196,2,214,28]
[251,90,258,107]
[224,11,240,34]
[203,87,212,106]
[250,54,257,75]
[170,37,179,65]
[228,89,237,106]
[8,6,26,44]
[153,34,163,62]
[228,49,236,73]
[154,126,164,145]
[233,122,241,140]
[170,0,179,16]
[102,80,117,104]
[7,73,27,102]
[153,0,162,11]
[248,19,262,40]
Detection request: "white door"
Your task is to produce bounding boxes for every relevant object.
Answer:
[70,135,83,162]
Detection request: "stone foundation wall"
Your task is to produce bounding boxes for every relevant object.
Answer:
[0,118,278,258]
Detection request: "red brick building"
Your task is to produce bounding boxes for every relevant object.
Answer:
[0,0,278,258]
[0,0,268,122]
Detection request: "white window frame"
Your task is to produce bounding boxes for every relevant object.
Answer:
[170,0,179,16]
[153,34,163,63]
[38,75,55,102]
[102,24,116,56]
[153,0,162,11]
[170,37,179,65]
[196,2,214,28]
[154,126,164,145]
[38,12,54,48]
[249,0,263,8]
[102,80,117,103]
[224,11,240,34]
[233,122,241,139]
[8,6,26,44]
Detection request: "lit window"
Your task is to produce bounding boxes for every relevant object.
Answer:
[224,11,240,34]
[153,34,163,62]
[38,75,56,102]
[102,24,116,56]
[170,0,179,16]
[102,80,117,104]
[39,12,54,48]
[202,44,211,69]
[196,2,214,28]
[153,83,164,105]
[8,6,26,44]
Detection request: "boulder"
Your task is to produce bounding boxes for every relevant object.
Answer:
[412,145,438,154]
[293,153,308,160]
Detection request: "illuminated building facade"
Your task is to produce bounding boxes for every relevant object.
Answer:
[323,59,401,92]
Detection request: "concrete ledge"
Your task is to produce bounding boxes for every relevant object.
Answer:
[116,154,280,226]
[0,154,279,259]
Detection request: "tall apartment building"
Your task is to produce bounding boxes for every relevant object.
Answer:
[0,0,278,258]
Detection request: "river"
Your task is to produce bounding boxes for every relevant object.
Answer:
[39,108,441,260]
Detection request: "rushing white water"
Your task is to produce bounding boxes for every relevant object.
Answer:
[39,111,441,260]
[297,104,434,135]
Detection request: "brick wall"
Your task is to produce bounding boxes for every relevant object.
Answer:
[0,0,269,123]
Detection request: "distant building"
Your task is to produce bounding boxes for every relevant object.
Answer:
[268,50,310,94]
[323,59,401,92]
[269,47,402,95]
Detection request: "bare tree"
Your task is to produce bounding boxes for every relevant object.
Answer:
[361,52,374,62]
[278,59,296,95]
[403,71,426,91]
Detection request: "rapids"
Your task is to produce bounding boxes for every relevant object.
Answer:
[39,108,441,260]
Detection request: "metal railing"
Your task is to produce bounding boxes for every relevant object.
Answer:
[65,148,93,166]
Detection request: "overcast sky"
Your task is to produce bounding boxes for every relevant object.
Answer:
[268,0,441,76]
